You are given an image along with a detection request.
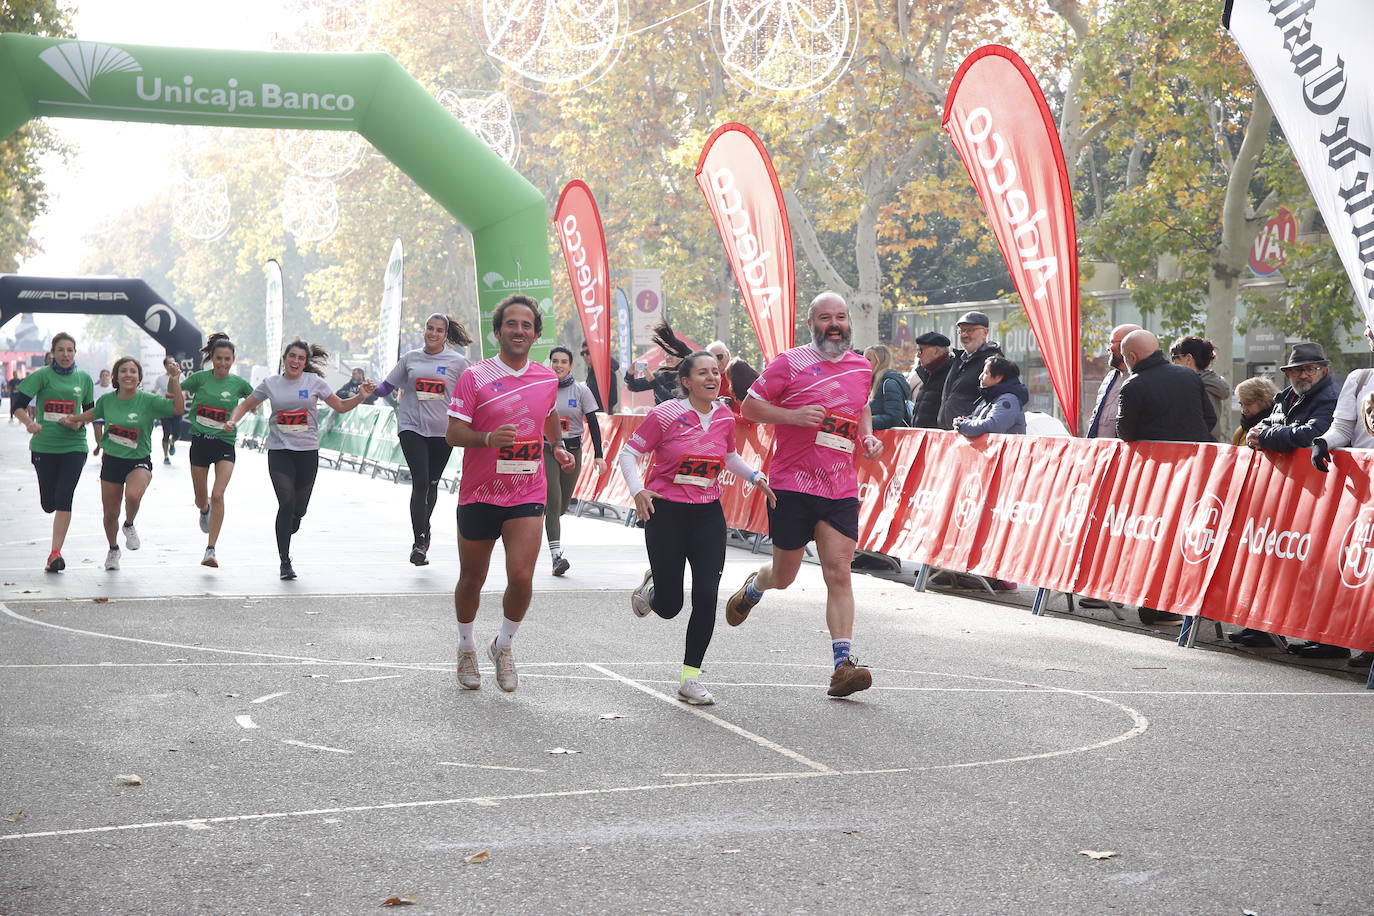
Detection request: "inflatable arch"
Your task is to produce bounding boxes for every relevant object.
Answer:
[0,33,553,358]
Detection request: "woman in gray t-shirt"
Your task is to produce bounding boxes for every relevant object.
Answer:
[374,313,472,566]
[226,340,374,580]
[544,346,606,577]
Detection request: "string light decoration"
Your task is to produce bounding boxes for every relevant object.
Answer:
[281,175,340,242]
[171,173,232,241]
[270,0,371,53]
[712,0,858,99]
[273,129,365,179]
[482,0,627,92]
[436,88,521,165]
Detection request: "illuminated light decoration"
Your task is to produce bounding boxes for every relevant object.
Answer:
[171,173,232,241]
[281,175,339,242]
[712,0,858,99]
[482,0,626,92]
[436,88,521,166]
[271,0,371,53]
[274,128,364,178]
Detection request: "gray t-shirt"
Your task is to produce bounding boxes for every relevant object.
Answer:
[252,373,335,451]
[554,379,599,440]
[384,347,470,437]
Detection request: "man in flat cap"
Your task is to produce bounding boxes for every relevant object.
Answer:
[938,311,1004,429]
[1246,342,1337,453]
[911,331,952,428]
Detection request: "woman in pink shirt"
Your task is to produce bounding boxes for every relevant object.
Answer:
[619,351,775,706]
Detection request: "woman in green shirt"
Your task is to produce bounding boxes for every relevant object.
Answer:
[182,333,255,568]
[12,332,96,572]
[63,356,184,571]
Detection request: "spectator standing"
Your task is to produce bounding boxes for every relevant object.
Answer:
[911,332,952,429]
[581,339,621,414]
[335,367,365,400]
[1170,336,1230,442]
[1086,323,1142,439]
[1245,343,1336,454]
[864,345,912,430]
[625,323,689,405]
[937,311,1004,430]
[1231,377,1278,446]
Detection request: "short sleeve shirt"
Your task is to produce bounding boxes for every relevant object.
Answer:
[252,374,335,451]
[385,348,470,437]
[18,366,94,455]
[747,343,872,500]
[93,390,175,459]
[183,370,255,443]
[628,399,737,504]
[554,380,599,441]
[447,357,559,507]
[1334,369,1374,449]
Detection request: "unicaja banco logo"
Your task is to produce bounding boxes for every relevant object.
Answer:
[40,42,141,101]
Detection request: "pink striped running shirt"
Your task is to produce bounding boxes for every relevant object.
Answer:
[747,343,872,500]
[628,399,738,504]
[448,357,559,506]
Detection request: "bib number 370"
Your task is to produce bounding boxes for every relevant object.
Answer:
[816,411,857,453]
[496,439,541,475]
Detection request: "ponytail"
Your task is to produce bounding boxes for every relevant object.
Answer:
[429,312,471,348]
[283,340,329,376]
[201,332,235,366]
[651,322,693,360]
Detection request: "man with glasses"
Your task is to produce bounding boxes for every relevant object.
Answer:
[1245,342,1337,453]
[580,340,620,414]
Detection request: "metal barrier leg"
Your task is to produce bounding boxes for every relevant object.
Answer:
[751,533,763,554]
[1185,615,1202,648]
[1031,588,1050,616]
[1177,615,1201,648]
[1366,662,1374,691]
[914,564,932,592]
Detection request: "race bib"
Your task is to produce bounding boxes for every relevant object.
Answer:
[560,415,571,434]
[108,424,140,450]
[196,404,228,430]
[415,377,446,401]
[274,408,310,434]
[672,455,723,488]
[816,410,858,453]
[495,438,542,475]
[43,399,76,423]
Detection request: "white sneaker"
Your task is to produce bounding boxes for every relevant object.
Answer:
[122,522,140,550]
[630,569,654,618]
[104,548,121,571]
[487,640,518,693]
[198,508,210,534]
[201,547,218,568]
[455,650,481,690]
[677,679,714,705]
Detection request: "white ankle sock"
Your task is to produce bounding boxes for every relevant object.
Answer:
[457,621,476,653]
[494,617,521,649]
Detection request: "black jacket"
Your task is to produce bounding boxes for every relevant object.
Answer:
[1256,372,1337,452]
[913,354,952,429]
[938,342,1003,429]
[586,356,621,413]
[625,366,678,404]
[1116,351,1216,443]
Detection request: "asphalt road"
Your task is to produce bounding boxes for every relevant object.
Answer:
[1,419,1372,914]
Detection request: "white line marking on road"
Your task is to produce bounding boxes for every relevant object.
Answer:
[436,762,547,773]
[250,691,289,704]
[280,740,353,755]
[335,675,404,684]
[584,662,836,775]
[662,772,815,778]
[234,715,257,729]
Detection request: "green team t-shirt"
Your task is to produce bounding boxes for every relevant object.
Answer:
[17,366,94,455]
[182,370,254,443]
[93,390,176,459]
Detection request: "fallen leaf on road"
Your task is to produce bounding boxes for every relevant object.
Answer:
[1077,850,1117,860]
[598,714,624,720]
[3,809,23,823]
[2,582,13,586]
[464,851,490,865]
[546,747,580,755]
[381,896,418,906]
[115,774,143,786]
[92,597,109,603]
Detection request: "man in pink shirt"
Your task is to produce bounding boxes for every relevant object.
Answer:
[725,292,884,697]
[446,295,574,693]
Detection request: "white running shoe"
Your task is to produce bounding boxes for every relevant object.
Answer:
[104,548,121,571]
[677,679,714,705]
[122,522,140,550]
[487,640,518,693]
[201,547,218,568]
[198,508,210,534]
[630,569,654,618]
[455,650,481,690]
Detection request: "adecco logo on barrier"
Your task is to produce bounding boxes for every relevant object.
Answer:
[1177,494,1225,565]
[1339,507,1374,589]
[953,474,985,531]
[1055,483,1093,547]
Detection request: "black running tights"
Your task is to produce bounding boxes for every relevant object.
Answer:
[267,448,319,561]
[643,498,726,669]
[398,430,452,545]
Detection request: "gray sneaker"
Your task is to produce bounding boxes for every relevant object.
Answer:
[198,508,210,534]
[104,548,121,571]
[455,650,481,690]
[487,640,517,693]
[630,569,654,618]
[677,679,714,706]
[122,522,140,551]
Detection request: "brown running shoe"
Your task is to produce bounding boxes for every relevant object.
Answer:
[827,659,873,698]
[725,572,760,627]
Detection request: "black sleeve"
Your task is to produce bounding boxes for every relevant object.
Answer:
[585,412,603,458]
[11,390,33,410]
[83,401,95,411]
[1115,382,1138,442]
[625,374,653,392]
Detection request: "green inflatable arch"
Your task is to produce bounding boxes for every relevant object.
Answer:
[0,33,552,358]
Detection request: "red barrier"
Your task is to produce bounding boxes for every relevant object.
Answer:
[574,418,1374,651]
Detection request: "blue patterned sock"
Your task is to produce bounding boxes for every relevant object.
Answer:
[832,639,852,668]
[744,576,764,603]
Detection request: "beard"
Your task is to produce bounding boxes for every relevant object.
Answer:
[812,323,852,356]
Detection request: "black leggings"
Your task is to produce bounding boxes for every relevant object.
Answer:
[398,430,452,544]
[643,499,727,669]
[267,448,319,561]
[31,451,85,513]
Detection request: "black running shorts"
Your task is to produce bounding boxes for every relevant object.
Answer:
[100,455,154,484]
[189,434,236,467]
[766,489,860,550]
[457,501,544,541]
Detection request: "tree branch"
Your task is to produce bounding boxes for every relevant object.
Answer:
[784,188,853,295]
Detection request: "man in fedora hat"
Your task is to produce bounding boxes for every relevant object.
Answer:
[911,330,952,428]
[1245,342,1337,453]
